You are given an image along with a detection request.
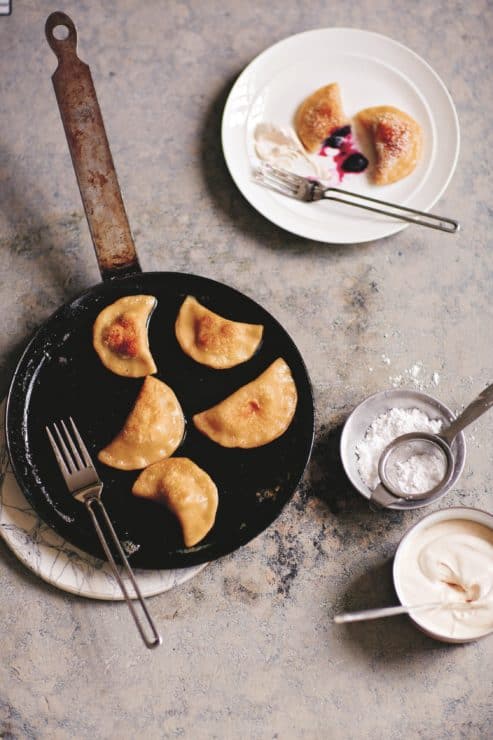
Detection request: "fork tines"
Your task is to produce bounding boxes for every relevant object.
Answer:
[254,163,301,197]
[261,162,306,182]
[46,417,94,478]
[254,162,316,201]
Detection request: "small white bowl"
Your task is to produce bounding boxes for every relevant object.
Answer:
[340,388,466,510]
[393,506,493,643]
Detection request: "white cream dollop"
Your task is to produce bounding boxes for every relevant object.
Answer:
[253,123,335,181]
[397,519,493,640]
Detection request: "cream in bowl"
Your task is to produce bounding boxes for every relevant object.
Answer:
[393,507,493,643]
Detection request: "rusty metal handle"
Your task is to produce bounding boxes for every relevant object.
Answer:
[45,12,141,281]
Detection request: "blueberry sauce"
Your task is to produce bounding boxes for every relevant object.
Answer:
[322,125,351,149]
[318,126,368,181]
[341,152,369,173]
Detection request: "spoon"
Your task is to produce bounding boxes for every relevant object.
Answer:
[378,383,493,500]
[334,601,481,624]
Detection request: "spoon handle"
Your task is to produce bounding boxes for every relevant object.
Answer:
[333,602,443,624]
[442,383,493,444]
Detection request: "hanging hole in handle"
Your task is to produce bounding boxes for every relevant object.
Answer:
[52,24,70,40]
[45,12,77,57]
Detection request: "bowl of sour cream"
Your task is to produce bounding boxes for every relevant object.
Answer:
[393,507,493,643]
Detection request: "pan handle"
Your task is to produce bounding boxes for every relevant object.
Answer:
[45,12,141,281]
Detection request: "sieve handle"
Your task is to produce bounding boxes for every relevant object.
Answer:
[442,383,493,444]
[369,483,403,510]
[45,12,141,281]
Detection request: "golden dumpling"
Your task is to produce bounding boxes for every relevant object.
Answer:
[294,83,348,153]
[93,295,157,377]
[193,358,297,448]
[355,106,422,185]
[98,377,184,470]
[132,458,218,547]
[175,296,263,369]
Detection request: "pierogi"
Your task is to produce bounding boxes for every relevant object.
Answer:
[193,358,297,448]
[93,295,157,377]
[175,296,263,369]
[294,82,348,153]
[132,457,218,547]
[355,106,422,185]
[98,376,184,470]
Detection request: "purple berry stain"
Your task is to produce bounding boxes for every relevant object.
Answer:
[318,125,368,180]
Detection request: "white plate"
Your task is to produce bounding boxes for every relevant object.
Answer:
[0,400,206,600]
[222,28,460,244]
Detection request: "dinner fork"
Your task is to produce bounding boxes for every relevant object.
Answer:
[254,163,459,233]
[46,418,162,649]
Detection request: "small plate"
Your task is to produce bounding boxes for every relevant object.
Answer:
[340,389,466,510]
[222,28,460,244]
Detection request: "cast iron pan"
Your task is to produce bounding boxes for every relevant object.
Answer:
[5,13,314,569]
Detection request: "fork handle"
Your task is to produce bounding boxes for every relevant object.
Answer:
[85,496,162,649]
[324,187,459,233]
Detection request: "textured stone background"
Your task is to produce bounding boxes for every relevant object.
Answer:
[1,1,492,738]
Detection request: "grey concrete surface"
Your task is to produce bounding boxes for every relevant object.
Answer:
[1,1,492,738]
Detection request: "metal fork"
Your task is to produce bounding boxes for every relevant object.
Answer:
[254,163,459,233]
[46,418,162,649]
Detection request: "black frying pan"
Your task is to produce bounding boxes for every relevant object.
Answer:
[5,13,314,570]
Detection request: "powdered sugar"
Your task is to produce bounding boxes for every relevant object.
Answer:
[387,361,441,391]
[356,407,443,490]
[386,452,446,495]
